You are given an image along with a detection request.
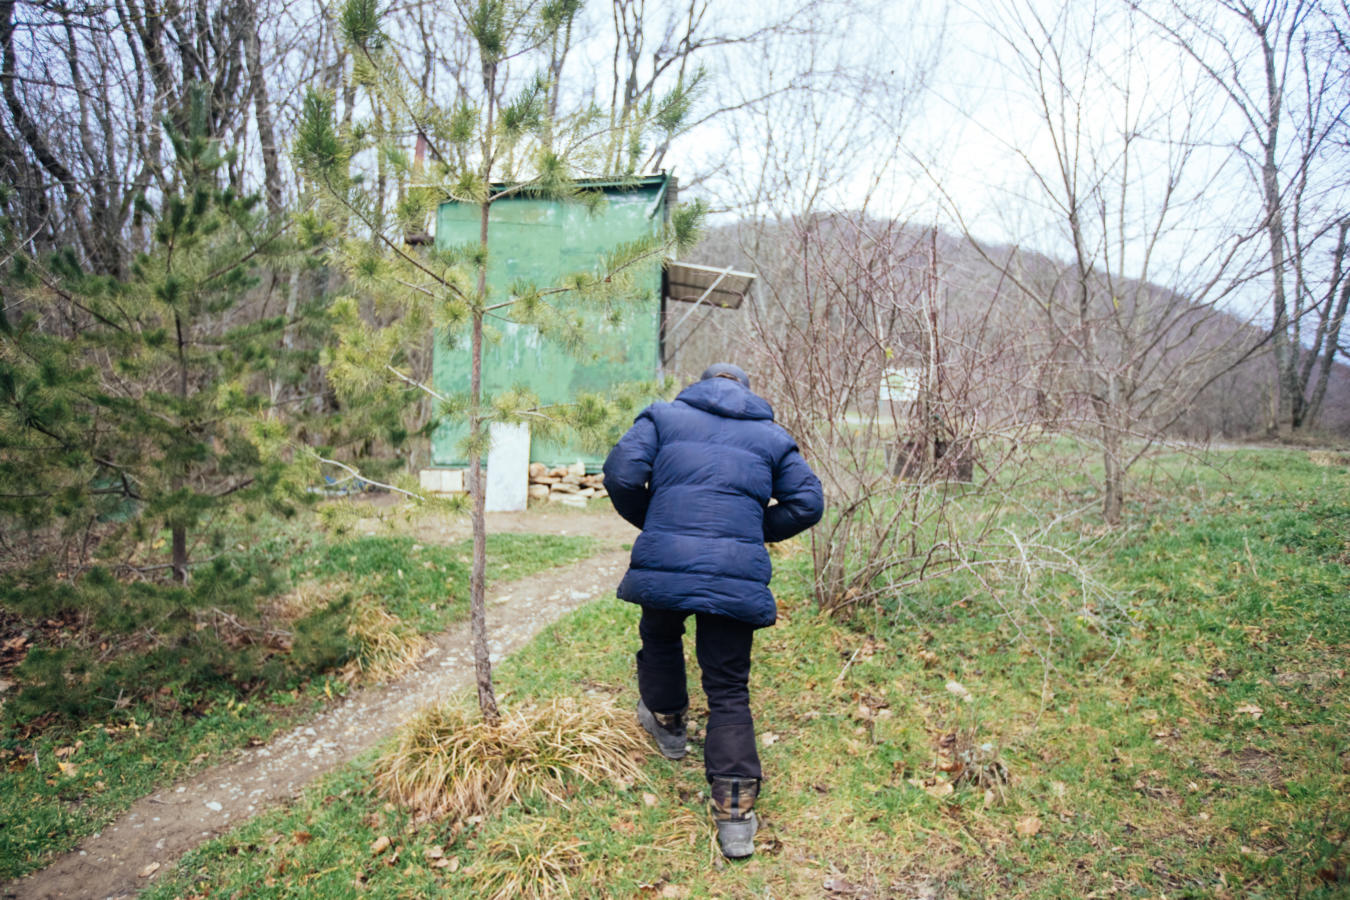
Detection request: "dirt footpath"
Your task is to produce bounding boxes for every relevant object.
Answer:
[354,500,641,545]
[5,511,637,900]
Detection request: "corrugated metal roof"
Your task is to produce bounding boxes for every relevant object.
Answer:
[664,261,755,309]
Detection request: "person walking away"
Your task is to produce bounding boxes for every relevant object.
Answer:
[602,363,824,859]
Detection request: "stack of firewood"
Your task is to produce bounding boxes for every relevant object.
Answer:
[527,462,607,507]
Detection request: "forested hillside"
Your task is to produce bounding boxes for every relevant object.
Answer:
[679,219,1350,439]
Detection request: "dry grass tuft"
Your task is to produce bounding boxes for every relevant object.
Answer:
[652,806,705,850]
[274,580,426,682]
[270,580,427,682]
[341,596,428,682]
[1307,450,1350,467]
[270,578,344,624]
[375,696,647,822]
[470,819,587,900]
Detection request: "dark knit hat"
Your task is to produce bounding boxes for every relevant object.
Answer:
[700,363,750,388]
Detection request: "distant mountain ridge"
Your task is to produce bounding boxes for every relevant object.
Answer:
[677,215,1350,439]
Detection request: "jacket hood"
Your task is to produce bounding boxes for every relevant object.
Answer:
[676,377,775,421]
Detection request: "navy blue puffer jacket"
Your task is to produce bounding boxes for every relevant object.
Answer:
[603,377,824,627]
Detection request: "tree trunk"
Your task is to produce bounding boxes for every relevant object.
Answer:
[1090,372,1124,526]
[173,310,190,584]
[1305,221,1349,427]
[1257,25,1303,431]
[1100,417,1123,526]
[468,198,499,726]
[172,525,188,585]
[244,0,283,217]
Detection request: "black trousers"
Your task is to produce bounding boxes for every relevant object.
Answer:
[635,605,761,781]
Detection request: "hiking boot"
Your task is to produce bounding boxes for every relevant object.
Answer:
[636,698,687,760]
[710,777,760,859]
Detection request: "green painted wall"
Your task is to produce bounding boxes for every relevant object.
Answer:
[431,177,668,469]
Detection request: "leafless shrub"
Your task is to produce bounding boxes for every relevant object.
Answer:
[722,211,1059,615]
[935,0,1279,522]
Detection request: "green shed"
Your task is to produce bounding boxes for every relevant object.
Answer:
[427,173,753,487]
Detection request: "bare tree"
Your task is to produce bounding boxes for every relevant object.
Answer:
[666,6,1088,612]
[1140,0,1350,432]
[936,0,1265,523]
[601,0,813,176]
[732,212,1053,610]
[0,0,286,271]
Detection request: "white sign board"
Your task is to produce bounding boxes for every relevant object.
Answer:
[485,422,530,512]
[879,367,920,405]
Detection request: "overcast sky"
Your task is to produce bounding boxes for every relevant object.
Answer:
[623,0,1348,322]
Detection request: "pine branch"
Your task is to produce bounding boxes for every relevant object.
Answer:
[312,451,425,500]
[201,216,295,286]
[385,363,450,403]
[213,478,255,498]
[318,172,468,301]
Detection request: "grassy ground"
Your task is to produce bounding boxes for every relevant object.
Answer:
[139,449,1349,899]
[0,527,598,882]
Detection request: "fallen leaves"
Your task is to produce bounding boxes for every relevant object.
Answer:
[1015,815,1042,837]
[906,776,954,798]
[945,681,974,703]
[834,635,885,679]
[756,826,784,855]
[853,693,892,722]
[823,876,861,894]
[1272,668,1344,688]
[926,781,955,798]
[932,730,1007,788]
[936,732,962,774]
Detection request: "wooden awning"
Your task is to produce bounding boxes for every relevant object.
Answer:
[664,261,755,309]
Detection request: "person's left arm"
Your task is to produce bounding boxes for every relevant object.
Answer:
[764,442,824,543]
